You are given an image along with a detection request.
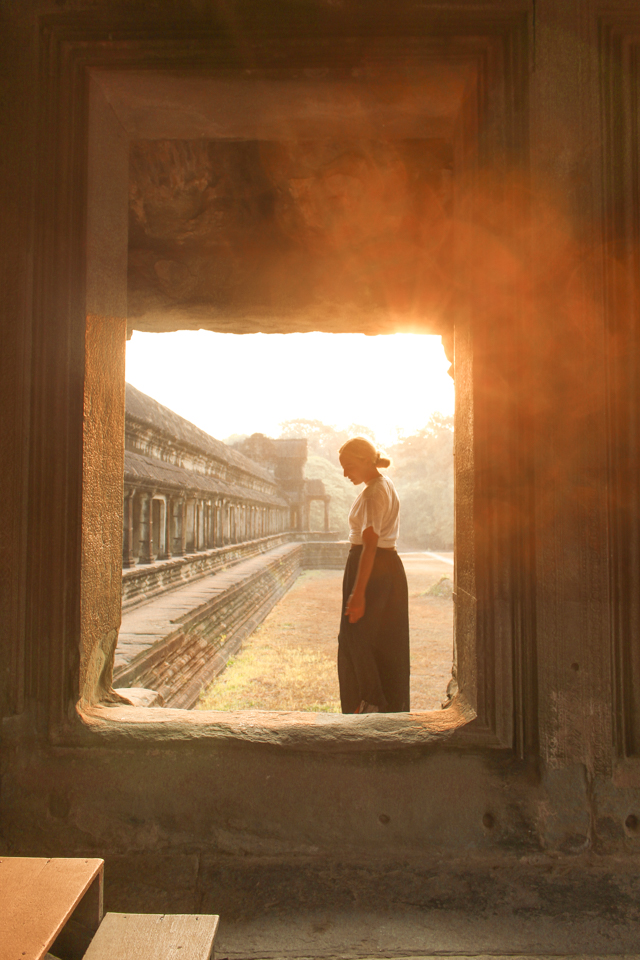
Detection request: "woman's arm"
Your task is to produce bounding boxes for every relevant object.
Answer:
[346,525,379,623]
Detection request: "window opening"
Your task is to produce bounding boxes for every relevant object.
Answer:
[114,331,454,714]
[81,80,479,728]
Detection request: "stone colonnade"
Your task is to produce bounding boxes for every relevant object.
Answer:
[122,485,287,567]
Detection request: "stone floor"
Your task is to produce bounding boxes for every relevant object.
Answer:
[101,848,640,958]
[203,853,640,959]
[213,870,640,959]
[216,912,640,960]
[100,849,640,958]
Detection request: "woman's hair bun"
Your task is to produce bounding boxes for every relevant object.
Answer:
[339,436,391,468]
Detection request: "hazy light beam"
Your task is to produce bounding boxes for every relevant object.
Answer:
[125,330,454,446]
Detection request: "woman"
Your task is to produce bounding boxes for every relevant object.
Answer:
[337,437,410,714]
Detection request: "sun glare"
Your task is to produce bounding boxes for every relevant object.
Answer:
[125,330,453,447]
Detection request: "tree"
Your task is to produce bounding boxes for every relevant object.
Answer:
[388,415,454,550]
[278,415,454,549]
[304,455,354,536]
[278,419,376,463]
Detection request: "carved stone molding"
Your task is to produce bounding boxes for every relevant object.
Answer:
[29,4,532,751]
[600,14,640,757]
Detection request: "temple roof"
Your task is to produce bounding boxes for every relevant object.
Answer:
[124,449,289,507]
[125,383,276,486]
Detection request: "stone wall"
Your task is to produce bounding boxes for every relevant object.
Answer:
[301,539,350,570]
[5,0,640,939]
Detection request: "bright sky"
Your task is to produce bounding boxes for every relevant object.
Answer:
[125,330,454,447]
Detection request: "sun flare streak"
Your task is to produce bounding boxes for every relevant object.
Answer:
[125,330,454,446]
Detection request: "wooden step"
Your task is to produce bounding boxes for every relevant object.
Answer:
[82,913,219,960]
[0,856,103,960]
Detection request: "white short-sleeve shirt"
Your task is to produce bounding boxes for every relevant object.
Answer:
[348,474,400,549]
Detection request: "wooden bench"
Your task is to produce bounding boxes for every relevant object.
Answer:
[0,857,104,960]
[81,913,219,960]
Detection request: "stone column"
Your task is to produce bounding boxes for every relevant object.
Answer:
[139,491,154,563]
[193,501,198,551]
[324,499,330,533]
[185,497,195,552]
[178,498,187,556]
[163,496,173,559]
[122,488,136,567]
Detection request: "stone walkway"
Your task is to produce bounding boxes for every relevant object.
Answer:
[115,542,300,671]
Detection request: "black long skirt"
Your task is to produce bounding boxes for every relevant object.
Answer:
[338,545,410,713]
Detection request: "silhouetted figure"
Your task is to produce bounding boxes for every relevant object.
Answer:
[337,437,410,714]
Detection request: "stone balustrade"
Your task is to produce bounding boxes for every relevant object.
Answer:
[121,533,292,611]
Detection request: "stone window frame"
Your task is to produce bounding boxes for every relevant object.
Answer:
[28,9,533,753]
[600,14,640,759]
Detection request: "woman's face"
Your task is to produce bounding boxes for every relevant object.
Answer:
[340,453,371,485]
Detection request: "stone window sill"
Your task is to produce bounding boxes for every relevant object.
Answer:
[74,694,475,750]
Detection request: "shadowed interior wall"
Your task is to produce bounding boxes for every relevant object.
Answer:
[81,79,129,705]
[3,0,640,928]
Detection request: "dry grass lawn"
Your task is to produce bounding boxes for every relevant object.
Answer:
[197,553,454,713]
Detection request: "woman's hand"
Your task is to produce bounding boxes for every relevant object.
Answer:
[346,590,366,623]
[346,526,378,623]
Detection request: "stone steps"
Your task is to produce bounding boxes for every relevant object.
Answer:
[114,542,302,707]
[113,540,349,709]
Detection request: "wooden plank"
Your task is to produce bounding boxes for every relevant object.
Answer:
[0,857,103,960]
[82,914,219,960]
[50,871,103,960]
